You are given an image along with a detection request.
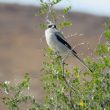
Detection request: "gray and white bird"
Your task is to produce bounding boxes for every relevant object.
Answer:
[45,23,92,72]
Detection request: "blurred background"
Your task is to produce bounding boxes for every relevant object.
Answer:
[0,0,108,109]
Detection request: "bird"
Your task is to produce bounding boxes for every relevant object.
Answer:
[45,23,92,72]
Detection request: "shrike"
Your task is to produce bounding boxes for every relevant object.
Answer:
[45,23,92,72]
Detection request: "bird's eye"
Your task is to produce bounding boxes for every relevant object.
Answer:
[53,25,56,28]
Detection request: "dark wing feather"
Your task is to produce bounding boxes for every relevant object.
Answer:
[72,49,77,54]
[55,32,77,54]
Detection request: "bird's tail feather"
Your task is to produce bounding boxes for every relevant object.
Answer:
[72,53,92,72]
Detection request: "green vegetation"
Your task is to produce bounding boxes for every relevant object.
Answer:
[0,0,110,110]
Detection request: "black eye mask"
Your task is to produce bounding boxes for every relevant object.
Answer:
[48,24,57,29]
[48,24,53,28]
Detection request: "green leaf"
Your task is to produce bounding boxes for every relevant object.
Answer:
[59,21,72,29]
[40,23,47,29]
[21,73,30,88]
[103,57,110,67]
[104,30,110,39]
[63,6,72,14]
[96,44,110,55]
[52,0,62,5]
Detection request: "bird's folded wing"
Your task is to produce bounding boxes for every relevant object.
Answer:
[55,31,65,40]
[55,32,77,54]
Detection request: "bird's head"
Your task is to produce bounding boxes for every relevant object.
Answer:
[47,23,57,29]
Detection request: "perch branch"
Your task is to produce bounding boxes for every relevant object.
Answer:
[61,60,75,110]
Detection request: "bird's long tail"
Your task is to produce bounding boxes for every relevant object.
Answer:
[72,52,92,72]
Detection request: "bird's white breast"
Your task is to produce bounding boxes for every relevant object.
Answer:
[45,28,58,51]
[45,28,70,55]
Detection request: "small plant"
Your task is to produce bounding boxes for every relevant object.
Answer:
[0,34,110,109]
[38,0,72,30]
[42,36,110,109]
[0,73,42,110]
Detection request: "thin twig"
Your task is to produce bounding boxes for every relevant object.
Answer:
[98,31,105,44]
[69,91,75,110]
[45,1,53,24]
[56,94,58,110]
[62,51,82,95]
[61,60,75,110]
[56,74,59,110]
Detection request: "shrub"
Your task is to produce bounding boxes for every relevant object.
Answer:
[0,0,110,110]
